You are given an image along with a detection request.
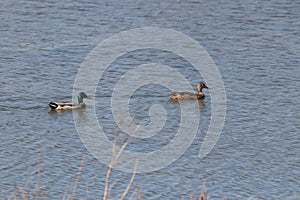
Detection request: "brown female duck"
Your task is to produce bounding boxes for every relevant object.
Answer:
[169,82,208,102]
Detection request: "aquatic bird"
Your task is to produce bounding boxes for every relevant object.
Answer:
[169,82,208,101]
[49,92,91,110]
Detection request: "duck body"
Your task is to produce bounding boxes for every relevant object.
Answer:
[169,92,204,101]
[169,82,208,102]
[49,92,91,111]
[48,102,86,110]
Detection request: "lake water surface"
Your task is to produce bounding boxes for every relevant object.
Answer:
[0,0,299,199]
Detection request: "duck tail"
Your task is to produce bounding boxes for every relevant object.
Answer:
[49,102,58,109]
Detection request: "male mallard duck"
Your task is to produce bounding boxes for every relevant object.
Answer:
[49,92,91,110]
[169,82,208,102]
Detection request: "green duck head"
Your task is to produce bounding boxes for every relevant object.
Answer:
[78,92,92,103]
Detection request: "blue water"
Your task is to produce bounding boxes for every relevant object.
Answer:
[1,0,299,199]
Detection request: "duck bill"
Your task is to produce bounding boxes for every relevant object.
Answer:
[86,96,92,99]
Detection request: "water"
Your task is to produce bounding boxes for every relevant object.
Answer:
[1,0,299,199]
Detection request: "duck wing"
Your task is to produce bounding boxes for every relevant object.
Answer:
[49,102,76,110]
[169,92,198,101]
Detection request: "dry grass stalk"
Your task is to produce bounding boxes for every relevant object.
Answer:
[107,181,117,199]
[198,181,208,200]
[13,185,17,200]
[103,114,123,200]
[103,111,139,200]
[103,163,113,200]
[69,155,86,200]
[134,186,143,200]
[17,184,28,200]
[115,125,139,162]
[35,145,43,199]
[119,160,138,200]
[103,111,123,200]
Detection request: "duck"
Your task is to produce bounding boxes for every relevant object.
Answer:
[49,92,91,110]
[169,82,208,102]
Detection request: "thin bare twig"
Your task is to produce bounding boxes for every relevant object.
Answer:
[112,110,125,162]
[13,185,17,200]
[108,181,117,200]
[17,184,28,200]
[35,145,43,199]
[103,111,124,200]
[69,155,86,200]
[104,110,140,200]
[198,181,208,200]
[134,186,143,200]
[115,125,139,161]
[119,160,138,200]
[103,162,113,200]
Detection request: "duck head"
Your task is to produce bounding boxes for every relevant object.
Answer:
[196,82,208,93]
[78,92,92,103]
